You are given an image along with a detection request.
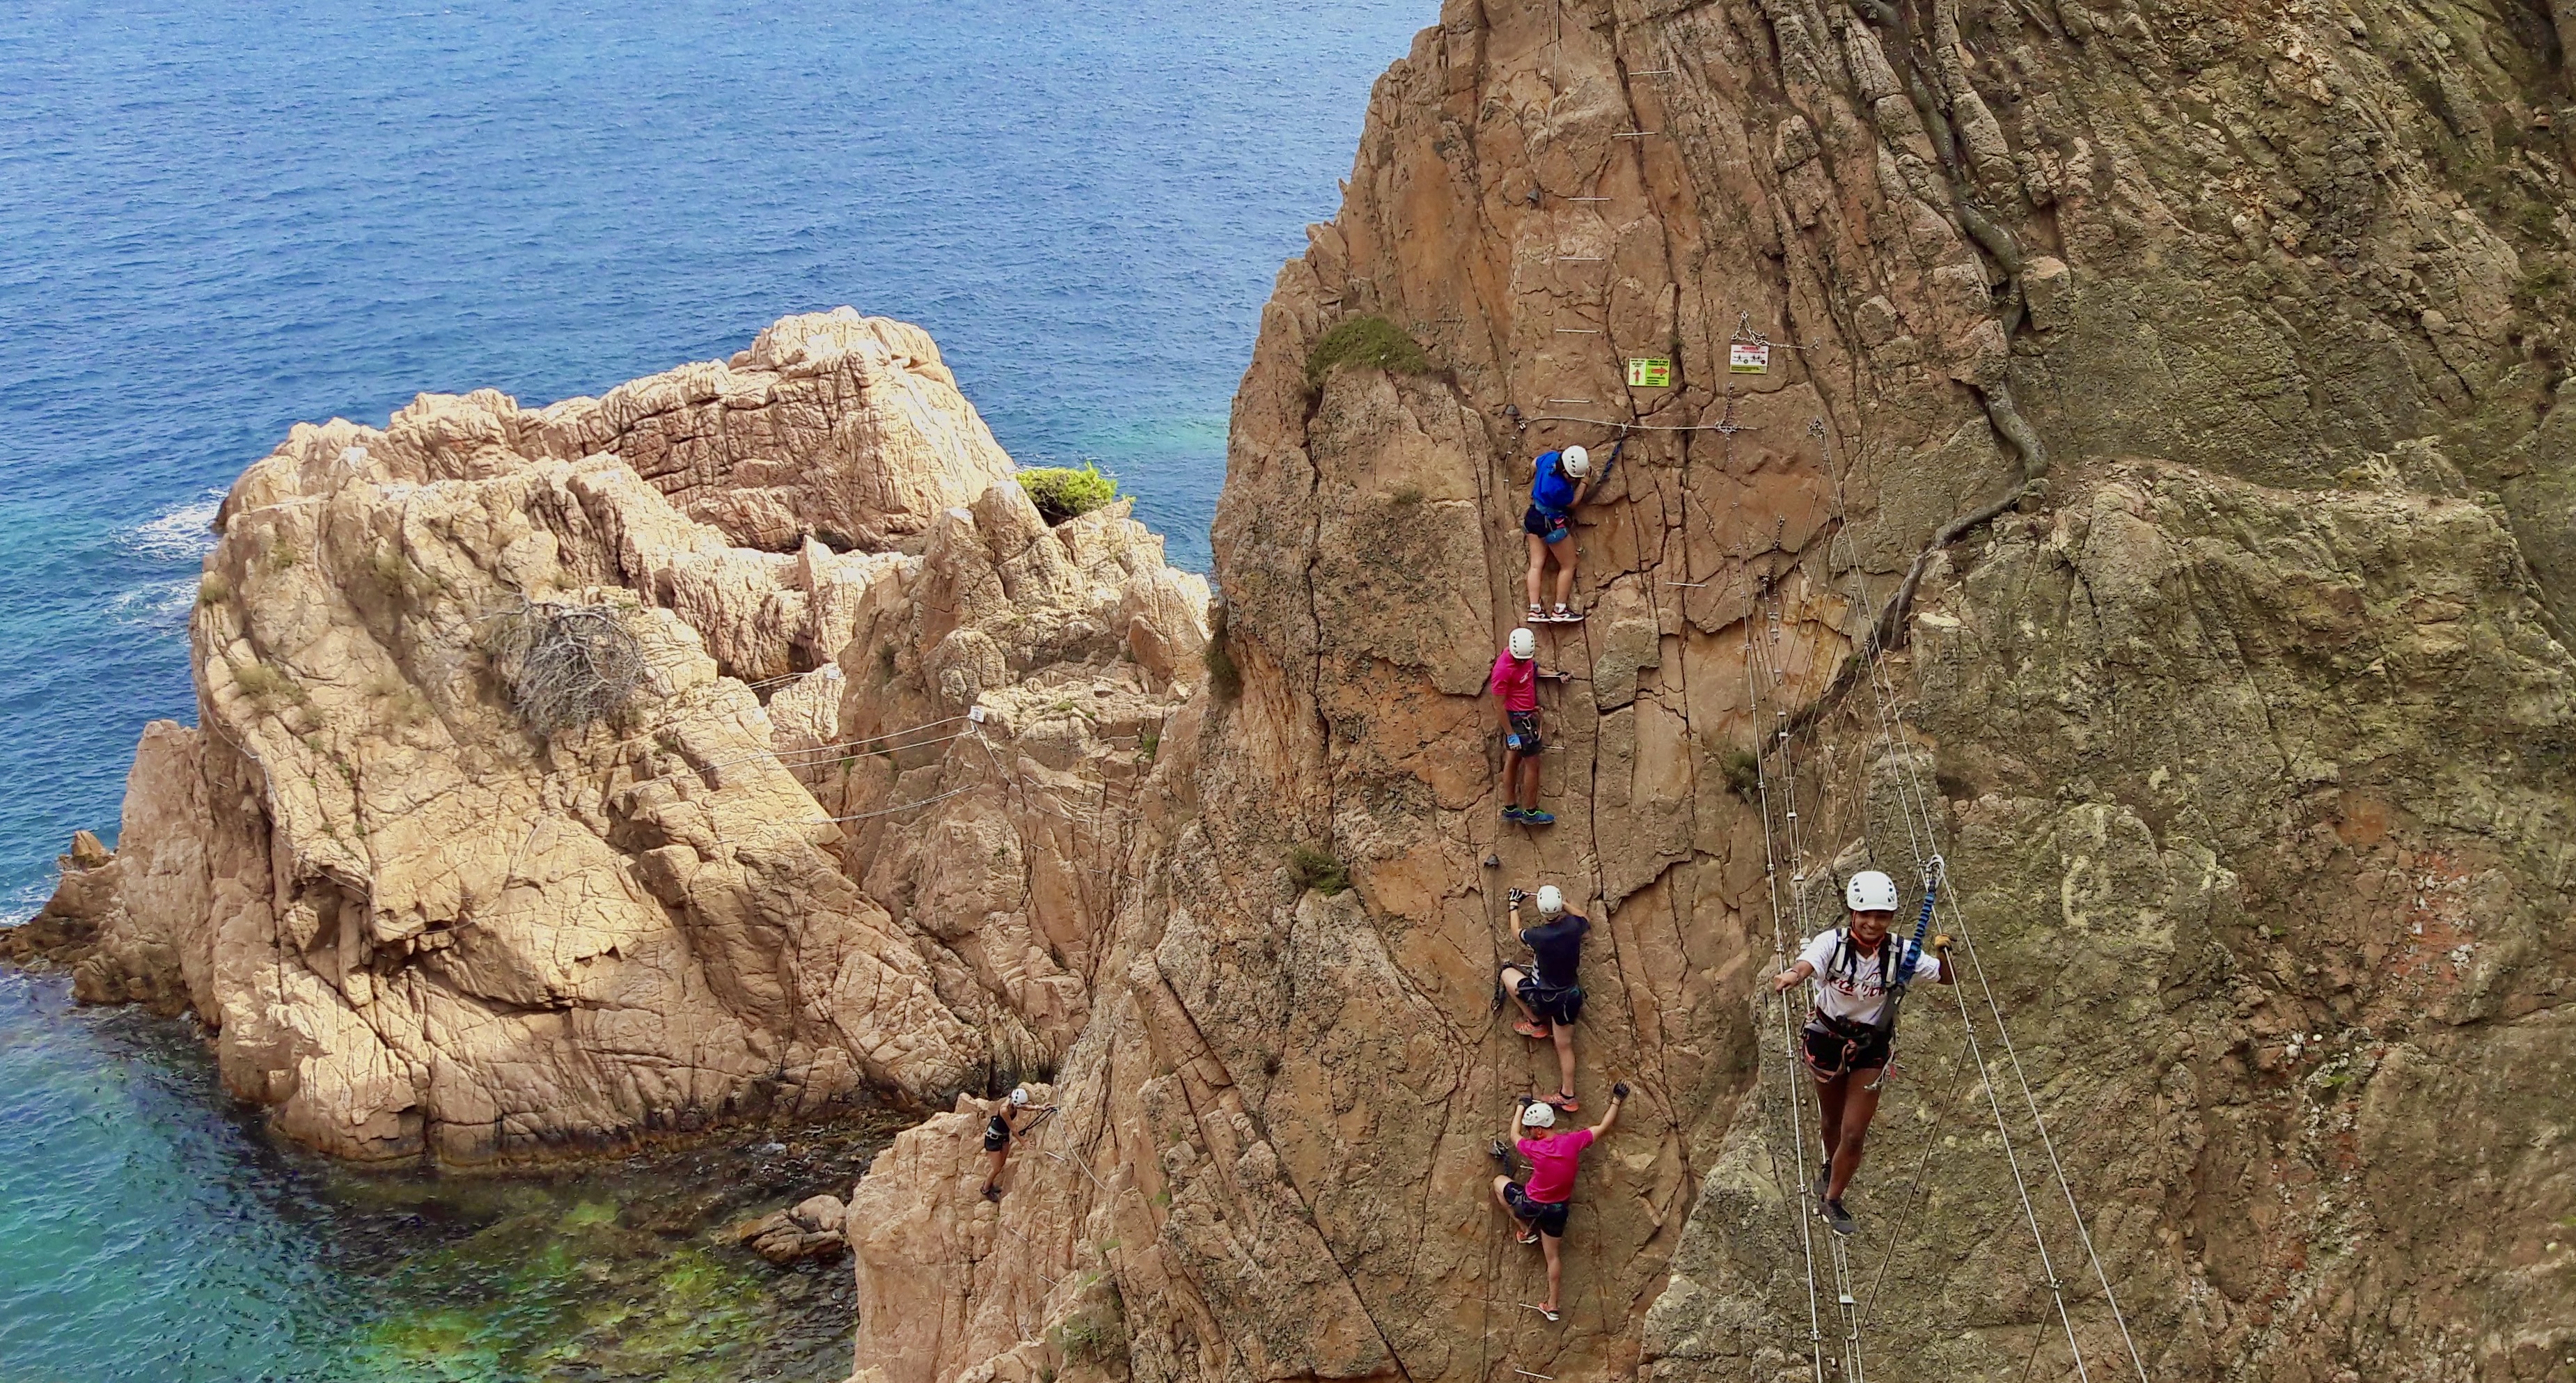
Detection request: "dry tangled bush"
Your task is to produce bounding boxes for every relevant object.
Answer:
[482,597,652,738]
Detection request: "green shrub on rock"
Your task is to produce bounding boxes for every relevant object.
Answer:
[1016,464,1120,525]
[1303,315,1434,393]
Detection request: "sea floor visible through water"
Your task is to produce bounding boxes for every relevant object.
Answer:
[2,969,908,1383]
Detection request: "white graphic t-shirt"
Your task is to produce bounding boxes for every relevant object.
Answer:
[1799,929,1943,1026]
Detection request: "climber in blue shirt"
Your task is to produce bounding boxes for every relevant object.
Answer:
[1520,442,1607,623]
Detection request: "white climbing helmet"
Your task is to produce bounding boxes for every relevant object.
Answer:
[1535,884,1566,917]
[1845,870,1899,914]
[1521,1100,1557,1129]
[1010,1087,1031,1107]
[1509,627,1537,659]
[1561,444,1590,478]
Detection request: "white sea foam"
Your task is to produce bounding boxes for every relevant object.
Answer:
[120,489,224,562]
[107,577,199,629]
[1,879,46,928]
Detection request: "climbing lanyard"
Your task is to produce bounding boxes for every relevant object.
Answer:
[1876,855,1942,1035]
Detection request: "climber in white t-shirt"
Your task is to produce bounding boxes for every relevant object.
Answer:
[1769,868,1954,1237]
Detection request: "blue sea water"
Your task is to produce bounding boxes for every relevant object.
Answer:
[0,0,1422,1375]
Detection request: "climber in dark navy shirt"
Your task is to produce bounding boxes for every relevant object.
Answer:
[1500,884,1590,1111]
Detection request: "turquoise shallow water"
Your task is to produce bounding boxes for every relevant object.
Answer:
[0,0,1422,1375]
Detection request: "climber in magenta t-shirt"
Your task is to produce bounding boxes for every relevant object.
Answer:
[1490,1084,1626,1322]
[1490,626,1567,827]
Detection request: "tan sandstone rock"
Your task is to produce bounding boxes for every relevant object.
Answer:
[31,313,1205,1168]
[833,1,2576,1380]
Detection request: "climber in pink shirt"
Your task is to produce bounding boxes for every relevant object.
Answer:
[1490,626,1568,826]
[1489,1083,1626,1321]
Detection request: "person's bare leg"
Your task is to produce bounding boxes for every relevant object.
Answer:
[1516,751,1543,811]
[1491,1174,1534,1238]
[1549,1020,1577,1102]
[1539,1231,1564,1311]
[983,1146,1007,1194]
[1814,1072,1846,1171]
[1553,541,1579,610]
[1524,532,1549,611]
[1826,1072,1884,1201]
[1500,745,1524,808]
[1500,967,1546,1031]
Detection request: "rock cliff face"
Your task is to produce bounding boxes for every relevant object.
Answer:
[831,0,2575,1380]
[22,0,2576,1377]
[23,312,1207,1164]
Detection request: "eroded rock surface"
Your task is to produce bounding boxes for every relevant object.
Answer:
[21,0,2576,1375]
[831,0,2575,1380]
[22,314,1205,1166]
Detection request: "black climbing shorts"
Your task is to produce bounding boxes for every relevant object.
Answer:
[983,1116,1011,1152]
[1507,711,1543,756]
[1801,1015,1890,1079]
[1514,971,1585,1026]
[1522,505,1571,544]
[1505,1182,1571,1238]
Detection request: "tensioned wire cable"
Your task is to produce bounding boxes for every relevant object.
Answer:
[1754,595,1871,1383]
[1825,415,2148,1382]
[1746,610,1831,1383]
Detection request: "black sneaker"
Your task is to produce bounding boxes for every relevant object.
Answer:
[1823,1198,1857,1236]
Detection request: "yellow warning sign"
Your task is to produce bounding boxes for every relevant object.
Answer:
[1729,341,1771,373]
[1625,357,1673,388]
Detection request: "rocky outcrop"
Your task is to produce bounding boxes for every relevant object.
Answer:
[22,0,2576,1373]
[738,1193,854,1264]
[22,314,1206,1166]
[831,0,2576,1380]
[530,308,1018,553]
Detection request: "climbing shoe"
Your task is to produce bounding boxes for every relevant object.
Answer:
[1520,808,1555,826]
[1822,1198,1857,1237]
[1502,804,1526,824]
[1813,1163,1832,1211]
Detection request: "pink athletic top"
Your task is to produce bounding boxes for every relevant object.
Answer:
[1516,1126,1594,1203]
[1491,653,1539,713]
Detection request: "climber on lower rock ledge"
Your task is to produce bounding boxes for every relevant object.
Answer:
[1491,626,1571,826]
[1490,1083,1626,1322]
[1769,870,1953,1236]
[977,1086,1048,1201]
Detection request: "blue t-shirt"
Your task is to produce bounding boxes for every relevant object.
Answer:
[1530,452,1578,515]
